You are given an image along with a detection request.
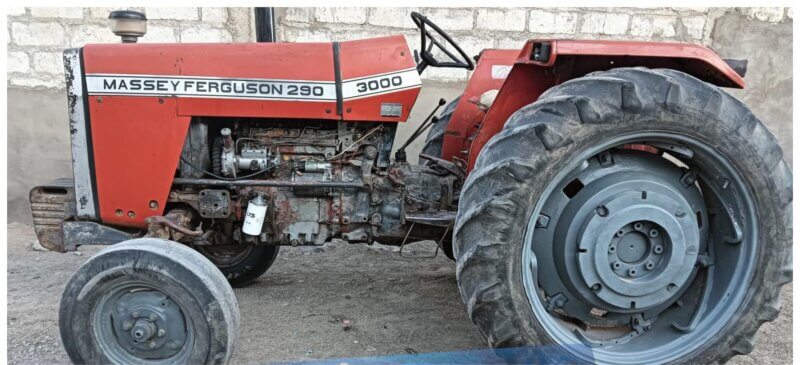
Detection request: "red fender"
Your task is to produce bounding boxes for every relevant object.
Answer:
[442,39,746,172]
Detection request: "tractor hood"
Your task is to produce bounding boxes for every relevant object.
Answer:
[80,35,421,122]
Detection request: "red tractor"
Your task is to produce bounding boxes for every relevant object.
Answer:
[35,10,790,364]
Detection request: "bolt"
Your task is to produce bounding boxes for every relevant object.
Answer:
[645,261,655,270]
[634,222,643,230]
[157,329,166,338]
[611,261,622,270]
[122,321,133,330]
[149,200,158,210]
[535,214,550,228]
[608,245,616,253]
[364,146,378,159]
[591,284,602,291]
[616,230,625,237]
[149,341,157,349]
[649,229,658,237]
[148,314,157,321]
[290,239,300,247]
[131,311,140,319]
[596,205,609,217]
[675,210,687,218]
[654,245,664,254]
[628,268,637,276]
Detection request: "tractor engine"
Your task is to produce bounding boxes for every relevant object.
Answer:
[166,118,459,249]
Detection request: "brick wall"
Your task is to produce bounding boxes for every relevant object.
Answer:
[275,7,792,82]
[6,7,791,88]
[7,7,254,88]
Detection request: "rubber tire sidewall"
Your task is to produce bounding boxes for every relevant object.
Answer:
[201,244,280,288]
[59,238,239,365]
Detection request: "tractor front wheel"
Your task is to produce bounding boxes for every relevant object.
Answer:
[454,68,792,363]
[59,238,239,364]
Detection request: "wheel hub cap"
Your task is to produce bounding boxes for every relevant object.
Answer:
[109,290,188,359]
[574,190,699,310]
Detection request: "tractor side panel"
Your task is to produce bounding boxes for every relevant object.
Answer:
[441,49,519,164]
[88,96,190,227]
[339,35,421,122]
[82,42,339,120]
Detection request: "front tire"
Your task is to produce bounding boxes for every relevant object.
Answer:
[59,238,239,365]
[455,68,792,363]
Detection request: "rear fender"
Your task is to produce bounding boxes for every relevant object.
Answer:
[460,39,746,172]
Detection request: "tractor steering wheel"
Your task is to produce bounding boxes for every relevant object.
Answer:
[411,12,475,74]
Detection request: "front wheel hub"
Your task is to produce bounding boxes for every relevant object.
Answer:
[102,288,189,360]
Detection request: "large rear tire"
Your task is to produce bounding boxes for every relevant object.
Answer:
[59,238,239,364]
[420,96,461,161]
[454,68,792,363]
[421,97,460,260]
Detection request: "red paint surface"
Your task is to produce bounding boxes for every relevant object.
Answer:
[88,96,190,227]
[339,36,421,122]
[441,49,519,164]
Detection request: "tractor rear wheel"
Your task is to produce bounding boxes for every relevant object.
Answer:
[420,96,460,161]
[59,238,239,365]
[421,97,460,260]
[454,68,792,363]
[196,244,280,287]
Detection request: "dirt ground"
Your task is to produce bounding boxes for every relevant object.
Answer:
[6,222,793,364]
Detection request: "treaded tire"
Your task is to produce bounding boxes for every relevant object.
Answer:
[454,67,792,363]
[421,97,461,161]
[421,97,460,260]
[197,244,280,288]
[59,238,239,364]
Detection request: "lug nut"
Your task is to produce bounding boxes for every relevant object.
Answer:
[649,229,659,237]
[122,321,133,330]
[608,245,616,253]
[633,222,643,230]
[611,261,622,270]
[131,311,140,319]
[596,205,609,217]
[149,314,157,321]
[157,329,166,338]
[628,268,637,276]
[654,245,664,254]
[149,341,157,349]
[616,230,625,237]
[645,261,655,270]
[591,283,602,291]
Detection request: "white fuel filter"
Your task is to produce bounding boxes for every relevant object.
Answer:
[242,194,268,236]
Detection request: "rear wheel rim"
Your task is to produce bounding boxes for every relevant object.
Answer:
[522,132,758,364]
